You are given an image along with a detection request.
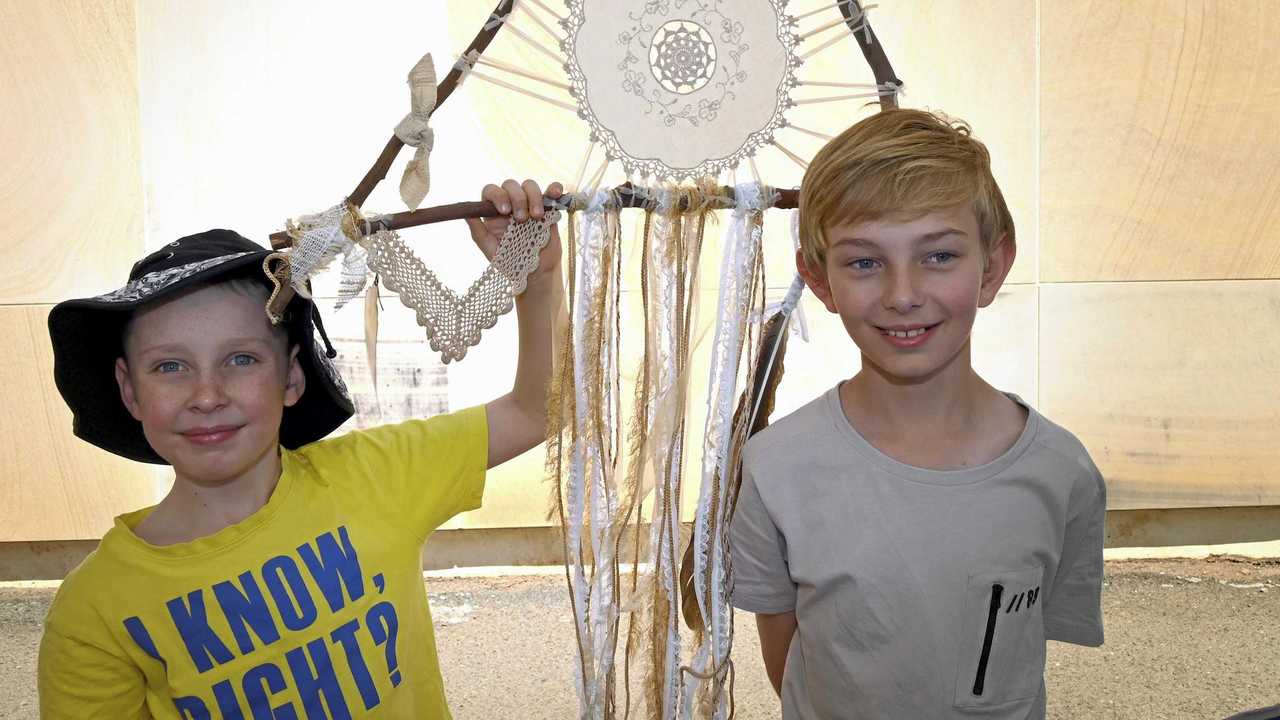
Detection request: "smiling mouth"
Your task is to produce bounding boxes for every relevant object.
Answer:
[878,323,940,338]
[181,426,243,445]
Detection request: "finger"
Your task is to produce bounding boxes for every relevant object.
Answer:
[464,217,484,241]
[522,179,543,219]
[469,216,505,259]
[503,179,527,221]
[546,181,564,199]
[479,183,507,213]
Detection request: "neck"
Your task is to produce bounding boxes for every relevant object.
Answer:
[845,340,991,431]
[164,450,283,537]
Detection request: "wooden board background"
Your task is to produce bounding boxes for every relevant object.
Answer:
[1041,1,1280,282]
[1,2,1277,545]
[0,306,160,542]
[0,0,143,303]
[1040,281,1280,509]
[0,0,157,543]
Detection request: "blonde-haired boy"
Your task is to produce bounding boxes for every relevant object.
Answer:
[39,180,563,718]
[730,109,1105,719]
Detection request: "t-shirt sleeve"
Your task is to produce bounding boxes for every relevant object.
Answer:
[1044,457,1106,646]
[729,462,797,614]
[310,405,489,541]
[39,623,146,719]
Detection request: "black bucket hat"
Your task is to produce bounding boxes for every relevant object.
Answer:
[48,229,354,464]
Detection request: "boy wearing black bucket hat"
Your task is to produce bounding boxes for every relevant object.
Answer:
[38,181,563,719]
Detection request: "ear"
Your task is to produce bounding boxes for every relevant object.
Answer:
[115,357,143,421]
[978,233,1016,308]
[796,249,838,313]
[283,345,306,408]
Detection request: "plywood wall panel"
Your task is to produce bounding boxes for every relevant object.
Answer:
[0,0,144,303]
[0,306,162,542]
[1039,281,1280,509]
[971,284,1037,403]
[870,0,1038,286]
[1041,2,1280,282]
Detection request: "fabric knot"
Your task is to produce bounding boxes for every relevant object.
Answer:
[452,50,480,90]
[393,52,438,210]
[655,187,675,215]
[732,181,778,215]
[585,189,611,214]
[483,11,508,30]
[394,115,433,148]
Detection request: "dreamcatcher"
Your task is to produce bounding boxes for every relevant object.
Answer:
[269,2,901,718]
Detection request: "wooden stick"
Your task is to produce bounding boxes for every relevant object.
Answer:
[840,0,901,111]
[800,31,848,60]
[476,54,573,91]
[793,91,893,105]
[772,141,810,170]
[502,20,566,65]
[798,16,848,40]
[287,0,902,248]
[524,0,566,23]
[787,124,836,141]
[468,68,579,112]
[270,183,800,249]
[347,0,516,208]
[515,0,565,44]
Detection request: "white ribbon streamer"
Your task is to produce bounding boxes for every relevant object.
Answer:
[682,183,770,719]
[566,193,619,719]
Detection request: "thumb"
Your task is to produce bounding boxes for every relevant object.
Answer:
[464,217,485,243]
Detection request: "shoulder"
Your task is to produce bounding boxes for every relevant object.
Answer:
[1023,402,1106,503]
[44,531,133,636]
[741,389,840,486]
[292,406,488,465]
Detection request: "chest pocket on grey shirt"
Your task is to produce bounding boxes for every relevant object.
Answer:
[954,565,1046,708]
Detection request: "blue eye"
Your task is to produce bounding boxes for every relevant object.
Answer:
[847,258,880,271]
[154,361,183,374]
[229,354,258,367]
[926,251,957,264]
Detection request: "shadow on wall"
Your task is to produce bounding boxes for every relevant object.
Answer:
[1224,704,1280,720]
[1105,507,1280,548]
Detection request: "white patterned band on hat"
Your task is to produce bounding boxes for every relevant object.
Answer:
[90,252,258,304]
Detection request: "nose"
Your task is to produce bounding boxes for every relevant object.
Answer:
[187,370,229,413]
[882,266,924,314]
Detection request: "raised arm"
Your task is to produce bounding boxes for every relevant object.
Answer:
[466,179,565,468]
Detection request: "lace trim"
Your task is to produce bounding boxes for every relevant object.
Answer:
[365,210,560,364]
[563,0,802,180]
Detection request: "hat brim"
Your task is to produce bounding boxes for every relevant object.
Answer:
[49,252,353,464]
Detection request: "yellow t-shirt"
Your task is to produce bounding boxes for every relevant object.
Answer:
[38,406,487,720]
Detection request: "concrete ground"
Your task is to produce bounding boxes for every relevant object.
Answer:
[2,557,1277,719]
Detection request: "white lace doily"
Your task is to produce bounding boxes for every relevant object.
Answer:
[366,210,560,364]
[565,0,800,179]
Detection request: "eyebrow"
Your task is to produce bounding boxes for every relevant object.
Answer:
[134,336,277,356]
[830,227,968,249]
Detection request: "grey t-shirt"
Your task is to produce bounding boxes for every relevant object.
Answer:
[730,385,1105,719]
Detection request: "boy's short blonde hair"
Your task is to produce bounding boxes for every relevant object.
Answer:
[798,108,1014,268]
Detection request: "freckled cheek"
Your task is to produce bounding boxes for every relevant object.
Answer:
[133,385,189,419]
[227,376,290,413]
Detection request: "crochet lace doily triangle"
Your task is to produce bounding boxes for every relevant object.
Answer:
[367,210,560,363]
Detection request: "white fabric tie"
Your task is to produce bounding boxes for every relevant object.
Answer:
[393,53,438,210]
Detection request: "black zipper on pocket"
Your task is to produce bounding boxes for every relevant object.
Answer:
[972,583,1004,696]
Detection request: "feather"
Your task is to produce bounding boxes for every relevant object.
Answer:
[679,309,790,633]
[364,277,381,414]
